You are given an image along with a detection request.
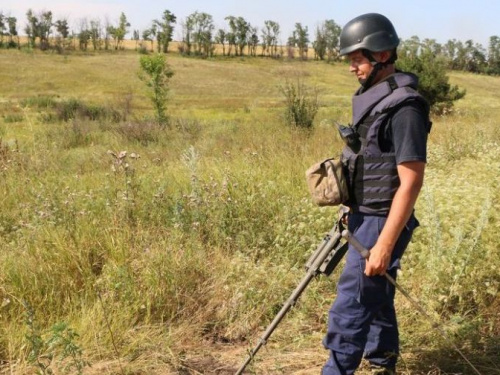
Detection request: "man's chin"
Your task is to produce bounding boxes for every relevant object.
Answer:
[358,78,367,86]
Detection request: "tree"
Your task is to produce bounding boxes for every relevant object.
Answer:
[261,20,280,57]
[398,39,466,114]
[453,40,467,70]
[138,53,174,126]
[0,13,5,46]
[421,38,442,56]
[287,32,297,58]
[25,9,38,48]
[471,40,486,73]
[225,16,250,56]
[23,9,53,50]
[142,26,155,51]
[186,11,214,57]
[154,10,176,53]
[487,36,500,74]
[6,16,18,48]
[214,29,227,56]
[235,17,250,56]
[179,18,193,55]
[248,26,259,57]
[133,29,140,50]
[89,19,102,50]
[54,18,69,52]
[442,39,458,69]
[447,39,486,73]
[314,20,341,61]
[289,23,309,60]
[77,19,90,51]
[313,25,327,60]
[323,20,341,61]
[463,40,486,73]
[55,19,69,39]
[108,12,130,50]
[38,11,53,50]
[226,30,236,56]
[399,35,421,60]
[103,17,111,50]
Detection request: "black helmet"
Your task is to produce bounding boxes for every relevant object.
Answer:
[339,13,399,56]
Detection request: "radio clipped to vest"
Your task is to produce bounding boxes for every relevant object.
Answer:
[305,158,349,206]
[336,122,361,153]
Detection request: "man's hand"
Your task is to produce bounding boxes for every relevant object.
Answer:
[364,161,425,277]
[364,243,392,276]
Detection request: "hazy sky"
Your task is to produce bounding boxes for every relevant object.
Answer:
[3,0,498,47]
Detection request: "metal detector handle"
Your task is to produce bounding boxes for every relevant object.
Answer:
[341,229,416,296]
[342,229,402,289]
[340,230,369,259]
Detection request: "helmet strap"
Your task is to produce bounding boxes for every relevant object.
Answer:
[359,49,396,92]
[359,63,381,93]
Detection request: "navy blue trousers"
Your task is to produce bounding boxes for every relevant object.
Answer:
[322,213,418,375]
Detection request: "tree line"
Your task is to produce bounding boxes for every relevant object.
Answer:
[0,9,132,52]
[1,8,500,75]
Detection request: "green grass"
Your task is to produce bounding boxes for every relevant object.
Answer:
[0,49,498,374]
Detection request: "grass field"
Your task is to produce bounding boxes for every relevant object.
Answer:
[0,49,498,375]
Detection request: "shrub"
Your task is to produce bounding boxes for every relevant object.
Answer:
[55,99,122,122]
[138,45,149,55]
[20,95,58,109]
[57,98,82,121]
[20,95,122,123]
[397,50,466,115]
[280,79,319,128]
[3,114,24,123]
[115,120,162,145]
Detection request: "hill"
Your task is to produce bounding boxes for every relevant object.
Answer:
[0,50,498,374]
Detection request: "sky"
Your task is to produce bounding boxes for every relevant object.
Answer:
[2,0,499,48]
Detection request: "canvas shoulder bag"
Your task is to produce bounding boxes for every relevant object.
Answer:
[305,158,349,206]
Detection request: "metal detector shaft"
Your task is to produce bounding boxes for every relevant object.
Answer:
[341,230,482,375]
[234,269,317,375]
[235,223,346,375]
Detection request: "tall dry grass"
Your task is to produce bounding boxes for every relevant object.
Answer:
[0,50,498,374]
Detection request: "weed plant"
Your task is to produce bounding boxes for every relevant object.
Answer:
[280,78,319,128]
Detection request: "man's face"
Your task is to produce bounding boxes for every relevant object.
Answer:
[347,50,374,84]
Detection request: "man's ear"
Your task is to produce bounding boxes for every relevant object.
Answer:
[378,50,392,63]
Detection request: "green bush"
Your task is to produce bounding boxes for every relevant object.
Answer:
[20,95,58,109]
[114,120,162,145]
[20,95,122,123]
[55,99,122,122]
[3,113,24,123]
[280,79,319,128]
[397,51,466,115]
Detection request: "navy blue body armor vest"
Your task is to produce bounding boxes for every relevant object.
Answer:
[341,72,430,215]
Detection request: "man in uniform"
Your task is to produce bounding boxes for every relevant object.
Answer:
[322,13,431,375]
